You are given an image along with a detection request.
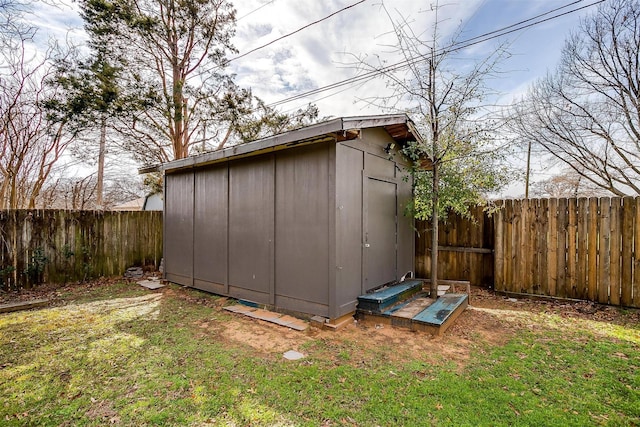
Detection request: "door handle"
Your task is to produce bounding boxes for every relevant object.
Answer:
[364,243,371,248]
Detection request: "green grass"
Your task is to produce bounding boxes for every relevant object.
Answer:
[1,283,638,426]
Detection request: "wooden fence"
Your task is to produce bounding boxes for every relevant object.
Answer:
[0,210,163,291]
[4,200,640,309]
[415,205,494,287]
[493,197,640,308]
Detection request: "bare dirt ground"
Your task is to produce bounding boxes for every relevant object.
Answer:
[167,284,640,368]
[3,280,639,368]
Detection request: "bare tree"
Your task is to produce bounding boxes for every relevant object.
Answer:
[509,0,640,196]
[0,48,77,208]
[37,173,144,209]
[0,2,80,208]
[357,3,511,297]
[78,0,239,164]
[531,168,611,198]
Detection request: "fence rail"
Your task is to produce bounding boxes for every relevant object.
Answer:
[0,210,163,291]
[415,205,494,287]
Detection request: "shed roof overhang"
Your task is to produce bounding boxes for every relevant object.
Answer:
[155,114,424,174]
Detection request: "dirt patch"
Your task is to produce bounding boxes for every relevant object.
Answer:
[85,400,119,424]
[205,286,639,370]
[4,280,638,370]
[221,319,313,353]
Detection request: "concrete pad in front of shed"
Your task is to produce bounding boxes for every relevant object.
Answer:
[138,279,165,290]
[224,304,308,331]
[245,309,283,322]
[223,304,257,314]
[271,315,308,331]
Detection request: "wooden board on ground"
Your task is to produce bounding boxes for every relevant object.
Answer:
[0,299,50,314]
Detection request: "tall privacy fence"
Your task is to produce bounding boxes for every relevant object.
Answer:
[3,200,639,309]
[0,210,163,291]
[417,197,640,309]
[416,205,495,288]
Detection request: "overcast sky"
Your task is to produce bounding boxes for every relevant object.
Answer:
[25,0,599,195]
[30,0,595,117]
[228,0,595,117]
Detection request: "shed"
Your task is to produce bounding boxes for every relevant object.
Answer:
[160,114,421,321]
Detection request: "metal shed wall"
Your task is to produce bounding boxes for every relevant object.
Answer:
[164,171,194,285]
[334,128,414,318]
[163,119,416,321]
[193,165,228,294]
[274,144,332,316]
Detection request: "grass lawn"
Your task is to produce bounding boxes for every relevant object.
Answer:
[1,281,639,426]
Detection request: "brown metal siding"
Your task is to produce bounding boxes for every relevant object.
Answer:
[364,177,398,289]
[397,168,415,278]
[164,171,194,285]
[274,144,330,315]
[193,165,228,293]
[335,144,364,316]
[228,155,274,303]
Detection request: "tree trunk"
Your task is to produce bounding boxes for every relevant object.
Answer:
[96,114,106,209]
[430,162,439,298]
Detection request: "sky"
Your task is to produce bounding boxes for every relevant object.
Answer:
[228,0,595,117]
[24,0,601,196]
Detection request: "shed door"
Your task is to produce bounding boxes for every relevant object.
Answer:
[364,177,397,291]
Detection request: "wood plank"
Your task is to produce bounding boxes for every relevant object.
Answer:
[576,198,588,299]
[518,199,533,292]
[539,199,549,296]
[437,246,493,254]
[621,197,634,306]
[556,198,568,298]
[0,299,50,313]
[524,199,534,294]
[547,198,559,297]
[567,198,578,298]
[494,202,505,291]
[599,198,611,304]
[609,198,621,305]
[587,197,599,302]
[505,200,514,292]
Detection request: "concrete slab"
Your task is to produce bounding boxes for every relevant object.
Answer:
[245,309,282,322]
[223,305,257,314]
[224,305,308,331]
[283,350,305,360]
[138,279,165,290]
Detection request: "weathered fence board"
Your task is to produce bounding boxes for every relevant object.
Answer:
[621,197,634,306]
[415,205,494,287]
[491,197,640,309]
[0,210,163,291]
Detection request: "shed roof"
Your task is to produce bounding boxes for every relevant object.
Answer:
[160,114,422,173]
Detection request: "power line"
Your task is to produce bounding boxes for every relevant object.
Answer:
[193,0,368,79]
[226,0,368,66]
[266,0,603,108]
[236,0,277,22]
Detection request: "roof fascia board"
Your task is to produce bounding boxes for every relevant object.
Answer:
[161,117,345,172]
[160,114,422,173]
